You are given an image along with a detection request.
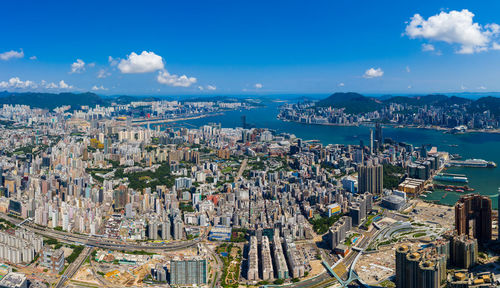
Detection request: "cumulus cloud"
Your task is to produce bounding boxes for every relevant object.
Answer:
[42,80,73,89]
[363,68,384,78]
[0,77,36,89]
[91,85,108,91]
[405,9,500,54]
[88,62,96,68]
[29,56,37,60]
[97,69,111,79]
[254,83,263,89]
[157,70,197,87]
[493,42,500,50]
[58,80,72,89]
[206,85,216,91]
[70,59,85,73]
[338,82,345,87]
[0,50,24,61]
[118,51,164,73]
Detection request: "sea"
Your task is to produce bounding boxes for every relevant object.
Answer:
[157,99,500,209]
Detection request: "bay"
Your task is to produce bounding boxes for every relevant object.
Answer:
[165,100,500,209]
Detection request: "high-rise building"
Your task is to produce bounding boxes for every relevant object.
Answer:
[375,123,383,144]
[370,129,373,155]
[455,194,492,243]
[396,244,445,288]
[247,236,258,281]
[169,259,207,285]
[446,233,478,269]
[357,164,383,195]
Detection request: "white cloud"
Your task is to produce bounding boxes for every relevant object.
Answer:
[478,86,487,90]
[118,51,164,73]
[405,66,411,73]
[29,56,37,60]
[408,85,412,89]
[91,85,108,91]
[338,82,345,87]
[254,83,263,89]
[42,80,73,89]
[157,70,197,87]
[363,68,384,78]
[197,86,204,91]
[58,80,72,89]
[0,50,24,61]
[0,77,36,89]
[493,42,500,50]
[70,59,85,73]
[421,43,435,51]
[206,85,216,91]
[405,9,500,54]
[461,84,467,90]
[88,62,96,68]
[97,69,111,79]
[108,56,119,66]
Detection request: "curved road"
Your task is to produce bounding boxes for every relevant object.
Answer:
[0,213,203,251]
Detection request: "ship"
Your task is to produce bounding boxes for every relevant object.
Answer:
[447,159,497,168]
[433,173,468,183]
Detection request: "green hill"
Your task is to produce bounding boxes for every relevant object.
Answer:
[0,91,107,110]
[469,96,500,116]
[316,92,382,113]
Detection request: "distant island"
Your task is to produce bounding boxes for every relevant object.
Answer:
[0,91,262,111]
[278,92,500,133]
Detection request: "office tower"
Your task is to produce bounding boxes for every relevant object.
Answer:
[455,194,492,243]
[357,164,383,195]
[375,123,383,144]
[370,129,373,155]
[169,259,207,285]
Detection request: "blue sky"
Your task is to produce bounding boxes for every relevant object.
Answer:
[1,0,500,95]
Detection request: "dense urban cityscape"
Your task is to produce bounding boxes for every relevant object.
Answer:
[2,1,500,287]
[0,94,495,288]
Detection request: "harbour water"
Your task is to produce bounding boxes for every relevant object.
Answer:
[164,100,500,209]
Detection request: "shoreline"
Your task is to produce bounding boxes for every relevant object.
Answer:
[277,117,500,135]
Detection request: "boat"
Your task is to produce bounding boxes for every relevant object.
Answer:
[448,159,497,168]
[445,188,453,192]
[456,189,464,193]
[434,173,468,183]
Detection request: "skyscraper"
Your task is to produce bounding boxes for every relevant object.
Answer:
[358,164,383,195]
[375,123,383,144]
[455,194,492,243]
[169,259,207,285]
[370,129,373,155]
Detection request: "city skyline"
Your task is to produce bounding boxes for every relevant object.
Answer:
[2,1,500,95]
